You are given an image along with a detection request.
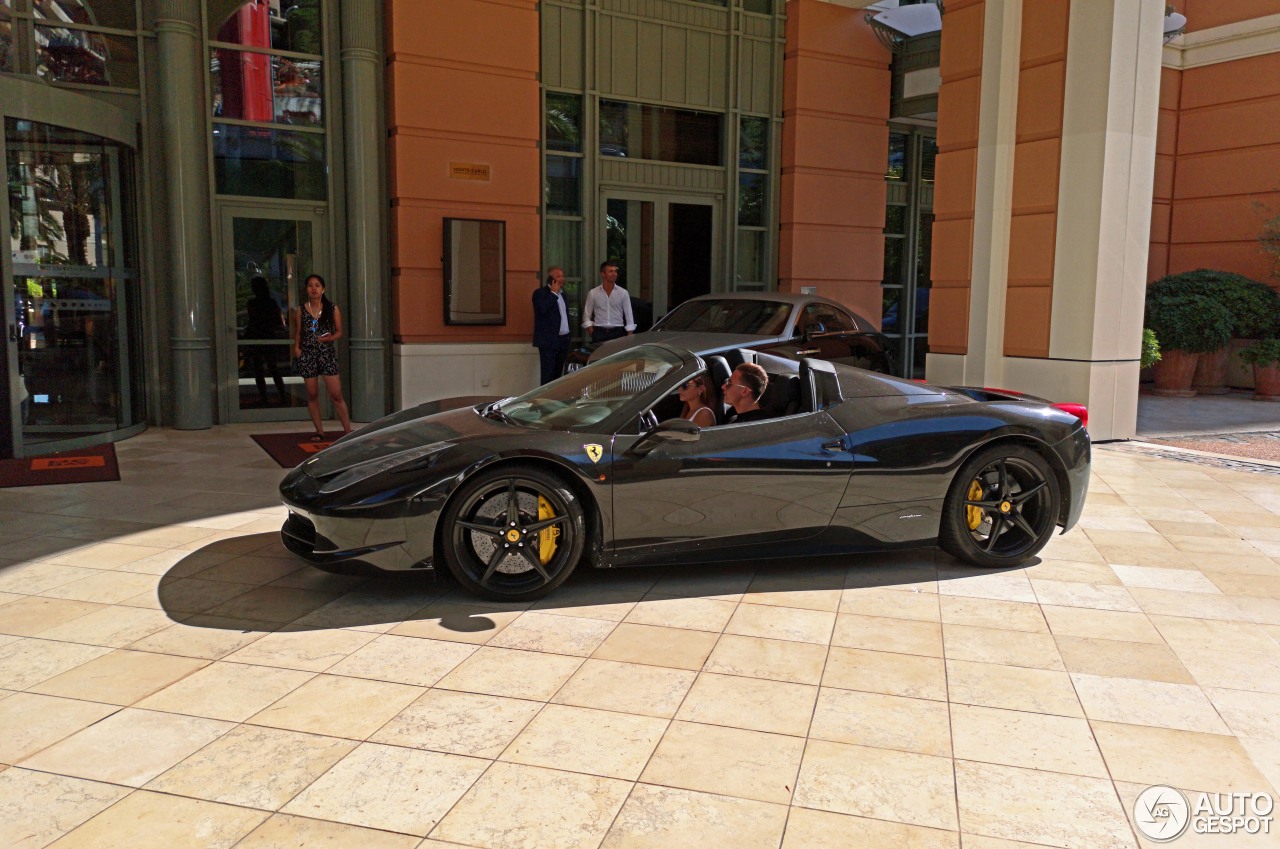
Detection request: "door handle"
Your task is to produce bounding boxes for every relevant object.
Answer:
[795,348,820,356]
[822,439,845,452]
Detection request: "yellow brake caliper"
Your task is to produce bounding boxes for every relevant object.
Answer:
[965,479,985,531]
[537,495,560,564]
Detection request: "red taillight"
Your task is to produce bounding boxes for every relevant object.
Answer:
[1052,403,1088,427]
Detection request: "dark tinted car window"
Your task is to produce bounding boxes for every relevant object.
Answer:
[803,304,856,333]
[654,299,792,335]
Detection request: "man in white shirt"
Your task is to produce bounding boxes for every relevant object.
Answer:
[582,260,636,344]
[532,266,572,384]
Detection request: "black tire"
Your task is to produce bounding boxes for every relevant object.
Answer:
[939,444,1061,568]
[440,465,586,600]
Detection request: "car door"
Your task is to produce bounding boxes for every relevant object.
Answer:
[609,410,853,565]
[756,304,893,373]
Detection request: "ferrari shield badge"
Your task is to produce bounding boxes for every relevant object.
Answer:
[584,444,603,464]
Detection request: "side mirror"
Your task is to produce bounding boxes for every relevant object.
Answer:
[629,418,701,455]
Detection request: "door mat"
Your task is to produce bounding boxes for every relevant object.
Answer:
[0,444,120,488]
[251,432,345,469]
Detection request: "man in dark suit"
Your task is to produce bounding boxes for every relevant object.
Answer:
[532,266,572,384]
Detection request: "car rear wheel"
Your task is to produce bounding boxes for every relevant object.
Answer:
[441,466,586,600]
[939,444,1060,568]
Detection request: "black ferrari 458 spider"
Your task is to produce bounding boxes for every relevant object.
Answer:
[280,344,1090,600]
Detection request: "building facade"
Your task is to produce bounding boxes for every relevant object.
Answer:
[2,0,1277,459]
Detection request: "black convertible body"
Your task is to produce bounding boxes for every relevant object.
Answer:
[280,344,1089,600]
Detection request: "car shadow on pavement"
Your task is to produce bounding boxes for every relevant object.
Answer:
[156,532,1028,636]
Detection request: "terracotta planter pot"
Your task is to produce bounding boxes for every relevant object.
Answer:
[1228,338,1255,389]
[1152,349,1198,397]
[1255,364,1280,401]
[1192,347,1230,394]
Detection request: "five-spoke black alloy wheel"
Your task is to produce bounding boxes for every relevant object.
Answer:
[940,444,1061,568]
[441,466,586,600]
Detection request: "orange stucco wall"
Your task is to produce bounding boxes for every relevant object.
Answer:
[778,0,890,325]
[929,0,984,355]
[1182,0,1280,32]
[1002,0,1068,358]
[1153,50,1280,285]
[385,0,542,344]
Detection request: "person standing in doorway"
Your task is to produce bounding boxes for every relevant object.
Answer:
[291,273,353,441]
[581,260,635,344]
[532,266,572,384]
[245,275,288,405]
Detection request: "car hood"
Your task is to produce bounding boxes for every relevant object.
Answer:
[591,330,774,360]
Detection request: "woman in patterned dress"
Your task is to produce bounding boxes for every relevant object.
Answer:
[290,274,353,440]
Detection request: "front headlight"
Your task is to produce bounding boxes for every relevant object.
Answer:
[317,442,453,494]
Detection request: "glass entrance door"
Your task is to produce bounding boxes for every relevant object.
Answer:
[602,193,717,325]
[217,205,326,422]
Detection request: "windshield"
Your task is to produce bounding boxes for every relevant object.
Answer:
[496,345,685,430]
[653,298,793,335]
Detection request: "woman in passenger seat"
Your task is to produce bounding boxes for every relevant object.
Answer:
[678,376,717,428]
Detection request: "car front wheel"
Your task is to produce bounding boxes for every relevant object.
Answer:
[440,466,586,600]
[939,444,1060,568]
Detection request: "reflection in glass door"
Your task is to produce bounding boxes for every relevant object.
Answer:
[602,194,715,324]
[218,207,323,422]
[6,118,142,454]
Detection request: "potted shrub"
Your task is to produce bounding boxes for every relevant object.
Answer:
[1147,270,1280,393]
[1143,295,1233,396]
[1141,327,1161,370]
[1241,339,1280,401]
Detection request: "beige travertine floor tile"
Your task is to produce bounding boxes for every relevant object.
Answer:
[192,555,302,585]
[432,761,631,848]
[624,596,737,632]
[0,768,128,848]
[592,622,719,670]
[602,784,788,849]
[282,742,486,835]
[1029,579,1140,612]
[954,761,1133,849]
[147,725,355,810]
[46,789,268,849]
[1024,558,1120,584]
[390,602,523,644]
[488,610,617,656]
[937,569,1036,603]
[676,673,817,736]
[781,806,958,849]
[1231,595,1280,626]
[937,596,1045,633]
[41,571,161,605]
[552,658,696,717]
[946,659,1083,717]
[249,674,423,739]
[325,634,476,686]
[130,577,254,614]
[1128,586,1250,620]
[741,587,842,613]
[1147,519,1235,538]
[1083,528,1171,550]
[645,567,753,599]
[951,703,1106,777]
[1174,643,1280,693]
[1207,688,1280,743]
[840,587,940,622]
[236,813,422,848]
[1097,544,1197,568]
[29,649,206,705]
[1206,571,1280,599]
[640,720,804,804]
[126,615,272,659]
[372,688,542,757]
[0,693,118,763]
[1111,563,1223,593]
[832,612,942,657]
[41,542,170,571]
[527,593,638,623]
[1241,737,1280,799]
[435,646,582,701]
[1055,635,1193,684]
[293,588,438,632]
[1115,780,1280,849]
[1169,534,1267,556]
[502,703,667,780]
[842,561,939,593]
[0,637,111,689]
[1035,538,1104,564]
[34,605,175,647]
[0,596,103,636]
[725,603,835,644]
[809,687,951,756]
[1072,673,1228,733]
[823,646,947,701]
[1092,720,1274,793]
[703,633,827,685]
[225,626,377,671]
[21,708,232,786]
[1040,604,1164,644]
[137,660,313,721]
[206,586,340,623]
[942,623,1064,670]
[793,738,957,830]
